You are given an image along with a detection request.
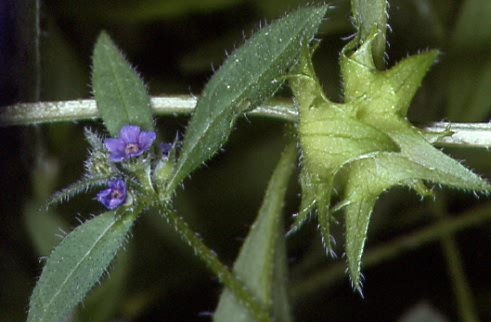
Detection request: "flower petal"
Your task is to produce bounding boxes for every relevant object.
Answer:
[111,178,127,194]
[120,125,141,143]
[160,142,173,158]
[104,138,124,152]
[96,188,112,200]
[107,198,123,209]
[104,138,127,162]
[137,130,156,151]
[97,179,127,209]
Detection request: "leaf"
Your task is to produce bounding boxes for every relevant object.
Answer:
[341,150,490,289]
[290,14,491,293]
[350,0,388,69]
[287,167,316,235]
[299,106,400,173]
[339,34,490,289]
[46,176,110,209]
[341,34,439,118]
[289,43,399,250]
[83,128,118,177]
[382,121,491,191]
[77,247,131,322]
[214,142,296,322]
[298,106,399,252]
[27,211,135,322]
[166,5,328,192]
[92,32,154,137]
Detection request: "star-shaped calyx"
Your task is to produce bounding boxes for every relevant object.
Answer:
[289,34,491,290]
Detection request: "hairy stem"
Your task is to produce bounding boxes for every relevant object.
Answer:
[0,96,297,125]
[157,204,272,322]
[2,97,490,149]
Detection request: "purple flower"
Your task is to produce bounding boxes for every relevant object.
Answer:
[104,125,156,162]
[160,142,173,159]
[160,133,180,159]
[97,178,127,209]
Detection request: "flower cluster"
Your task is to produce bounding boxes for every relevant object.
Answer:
[95,125,175,209]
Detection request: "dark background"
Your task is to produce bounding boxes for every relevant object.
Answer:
[1,0,491,321]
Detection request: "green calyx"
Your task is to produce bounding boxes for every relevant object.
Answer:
[290,34,491,290]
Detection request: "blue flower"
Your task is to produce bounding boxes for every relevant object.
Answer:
[160,142,173,159]
[160,133,180,160]
[104,125,156,162]
[97,178,127,209]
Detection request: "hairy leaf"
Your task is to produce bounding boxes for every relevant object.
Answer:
[341,151,490,288]
[350,0,388,69]
[166,5,328,192]
[290,22,491,291]
[92,32,154,136]
[289,42,399,250]
[46,176,110,209]
[78,248,131,322]
[214,142,296,322]
[27,211,135,322]
[287,167,317,235]
[340,36,490,288]
[341,37,438,118]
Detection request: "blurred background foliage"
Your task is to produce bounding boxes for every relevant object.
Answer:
[1,0,491,321]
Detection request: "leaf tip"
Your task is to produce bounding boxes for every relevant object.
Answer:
[348,262,365,296]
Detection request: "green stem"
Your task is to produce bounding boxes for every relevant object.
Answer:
[2,97,491,149]
[0,96,297,126]
[157,204,272,322]
[424,122,491,148]
[291,201,491,300]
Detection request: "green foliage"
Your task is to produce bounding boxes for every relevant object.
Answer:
[12,2,491,321]
[166,5,328,192]
[27,211,135,322]
[214,142,295,322]
[77,249,131,322]
[350,0,388,68]
[28,32,159,320]
[45,176,110,208]
[92,32,154,136]
[290,32,491,289]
